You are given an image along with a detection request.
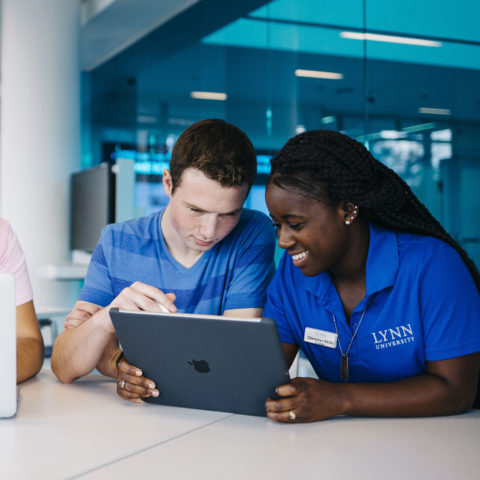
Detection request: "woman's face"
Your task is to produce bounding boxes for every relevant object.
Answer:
[265,182,352,277]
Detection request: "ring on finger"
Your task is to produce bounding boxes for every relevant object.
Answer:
[289,410,296,422]
[118,379,126,390]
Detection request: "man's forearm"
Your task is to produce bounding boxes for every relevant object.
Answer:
[17,337,44,384]
[51,308,116,383]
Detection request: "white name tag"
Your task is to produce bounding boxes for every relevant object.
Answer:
[304,327,338,349]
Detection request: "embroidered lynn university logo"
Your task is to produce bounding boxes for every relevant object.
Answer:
[371,323,415,350]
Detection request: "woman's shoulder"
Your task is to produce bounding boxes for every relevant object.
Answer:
[0,218,18,255]
[0,217,9,230]
[369,222,464,274]
[395,229,464,271]
[396,230,453,254]
[0,218,11,243]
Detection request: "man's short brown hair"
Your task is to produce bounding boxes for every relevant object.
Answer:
[169,119,256,193]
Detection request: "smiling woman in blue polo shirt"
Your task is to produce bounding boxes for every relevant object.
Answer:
[264,130,480,423]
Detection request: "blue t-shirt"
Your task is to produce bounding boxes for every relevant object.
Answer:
[79,208,276,314]
[264,222,480,383]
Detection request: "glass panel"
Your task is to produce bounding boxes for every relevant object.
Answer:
[364,0,480,266]
[366,0,480,43]
[250,0,364,28]
[83,0,368,217]
[81,0,480,268]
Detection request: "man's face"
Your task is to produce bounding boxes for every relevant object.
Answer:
[163,168,249,254]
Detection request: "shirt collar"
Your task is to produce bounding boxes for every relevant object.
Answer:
[300,222,399,304]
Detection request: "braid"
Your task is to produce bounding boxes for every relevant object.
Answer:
[269,130,480,293]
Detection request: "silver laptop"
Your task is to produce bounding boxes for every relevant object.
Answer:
[110,309,290,416]
[0,273,16,418]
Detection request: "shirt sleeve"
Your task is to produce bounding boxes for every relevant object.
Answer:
[420,244,480,361]
[0,219,33,306]
[223,213,276,311]
[78,226,115,307]
[263,253,298,344]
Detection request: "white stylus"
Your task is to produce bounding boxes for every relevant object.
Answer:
[157,303,169,313]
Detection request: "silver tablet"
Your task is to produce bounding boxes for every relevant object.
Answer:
[110,309,290,416]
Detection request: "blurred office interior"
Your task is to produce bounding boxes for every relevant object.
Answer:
[0,0,479,314]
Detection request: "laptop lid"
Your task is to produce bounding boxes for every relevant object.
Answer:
[0,273,16,418]
[110,309,290,416]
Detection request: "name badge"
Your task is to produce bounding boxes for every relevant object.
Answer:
[304,327,338,349]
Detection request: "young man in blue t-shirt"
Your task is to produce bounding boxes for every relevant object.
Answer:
[52,119,276,402]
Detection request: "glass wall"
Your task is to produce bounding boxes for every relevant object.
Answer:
[81,0,480,265]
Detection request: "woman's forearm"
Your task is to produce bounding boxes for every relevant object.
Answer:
[17,336,44,384]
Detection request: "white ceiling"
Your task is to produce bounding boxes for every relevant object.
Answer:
[81,0,202,71]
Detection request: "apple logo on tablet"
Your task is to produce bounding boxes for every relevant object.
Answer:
[188,359,210,373]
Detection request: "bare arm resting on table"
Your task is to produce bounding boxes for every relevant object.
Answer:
[16,300,44,384]
[51,281,177,383]
[51,299,120,383]
[59,300,120,378]
[265,344,480,423]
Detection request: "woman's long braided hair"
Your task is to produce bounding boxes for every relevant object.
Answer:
[268,129,480,293]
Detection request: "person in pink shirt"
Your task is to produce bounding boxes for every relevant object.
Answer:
[0,218,44,383]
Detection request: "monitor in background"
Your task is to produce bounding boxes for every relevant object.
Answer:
[70,163,115,252]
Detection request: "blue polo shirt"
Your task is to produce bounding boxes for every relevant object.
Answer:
[79,208,276,314]
[264,222,480,383]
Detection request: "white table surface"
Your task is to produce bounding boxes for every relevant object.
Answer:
[83,410,480,480]
[2,370,480,480]
[0,370,230,479]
